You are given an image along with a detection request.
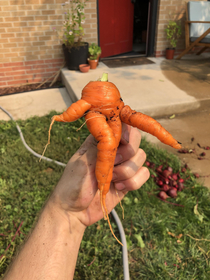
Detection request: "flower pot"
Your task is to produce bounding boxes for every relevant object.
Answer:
[62,43,89,70]
[165,48,175,59]
[79,64,90,73]
[88,59,98,69]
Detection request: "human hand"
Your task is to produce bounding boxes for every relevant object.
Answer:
[49,124,150,227]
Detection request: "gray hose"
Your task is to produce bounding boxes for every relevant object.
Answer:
[0,105,130,280]
[111,209,130,279]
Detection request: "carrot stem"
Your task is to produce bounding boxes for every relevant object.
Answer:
[99,73,108,82]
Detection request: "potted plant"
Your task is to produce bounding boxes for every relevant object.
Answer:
[88,43,101,69]
[59,0,89,70]
[165,20,181,59]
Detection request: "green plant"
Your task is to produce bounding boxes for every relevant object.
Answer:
[88,43,101,60]
[58,0,88,49]
[165,20,182,48]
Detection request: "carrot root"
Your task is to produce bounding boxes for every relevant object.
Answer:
[39,118,55,161]
[102,194,123,246]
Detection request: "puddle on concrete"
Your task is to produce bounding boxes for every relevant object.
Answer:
[160,59,210,101]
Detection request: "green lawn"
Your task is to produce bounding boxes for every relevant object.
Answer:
[0,111,210,279]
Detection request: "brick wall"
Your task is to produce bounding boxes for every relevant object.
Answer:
[155,0,208,57]
[0,0,97,88]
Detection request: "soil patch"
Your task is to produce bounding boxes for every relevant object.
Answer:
[0,81,64,97]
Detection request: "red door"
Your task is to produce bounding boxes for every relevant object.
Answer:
[98,0,134,58]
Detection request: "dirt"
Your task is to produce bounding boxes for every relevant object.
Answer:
[0,81,64,97]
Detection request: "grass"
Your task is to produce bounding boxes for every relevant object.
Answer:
[0,111,210,279]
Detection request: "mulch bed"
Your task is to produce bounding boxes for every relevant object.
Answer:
[0,81,64,97]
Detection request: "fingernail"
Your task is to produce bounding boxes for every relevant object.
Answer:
[122,130,129,143]
[115,182,126,191]
[114,153,123,164]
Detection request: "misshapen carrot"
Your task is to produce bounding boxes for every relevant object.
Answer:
[42,73,181,246]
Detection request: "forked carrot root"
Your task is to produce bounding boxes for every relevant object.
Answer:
[41,73,182,246]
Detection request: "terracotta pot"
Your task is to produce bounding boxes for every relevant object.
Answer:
[79,64,90,73]
[166,48,175,59]
[88,59,98,69]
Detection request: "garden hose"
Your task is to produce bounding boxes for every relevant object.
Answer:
[0,106,66,167]
[0,105,130,280]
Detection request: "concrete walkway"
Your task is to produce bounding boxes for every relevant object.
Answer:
[0,88,72,121]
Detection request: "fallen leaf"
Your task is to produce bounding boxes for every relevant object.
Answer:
[44,168,53,173]
[194,204,204,222]
[176,234,183,239]
[134,234,145,248]
[168,232,175,237]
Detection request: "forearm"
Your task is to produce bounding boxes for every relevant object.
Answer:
[4,201,86,280]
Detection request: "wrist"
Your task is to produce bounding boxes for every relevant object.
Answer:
[46,196,87,234]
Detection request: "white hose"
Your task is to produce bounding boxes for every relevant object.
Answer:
[0,105,130,280]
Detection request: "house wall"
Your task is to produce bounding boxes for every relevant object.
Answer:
[1,0,209,88]
[0,0,97,88]
[155,0,208,57]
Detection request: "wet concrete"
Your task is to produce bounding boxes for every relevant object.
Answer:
[141,109,210,188]
[160,57,210,111]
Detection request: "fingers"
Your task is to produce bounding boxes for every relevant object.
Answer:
[115,124,141,165]
[115,166,150,192]
[112,148,146,181]
[113,147,150,192]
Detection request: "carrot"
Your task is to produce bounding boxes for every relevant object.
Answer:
[42,73,181,246]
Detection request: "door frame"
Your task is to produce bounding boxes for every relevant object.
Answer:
[147,0,159,56]
[97,0,159,57]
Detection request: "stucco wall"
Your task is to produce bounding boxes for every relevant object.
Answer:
[155,0,208,57]
[0,0,97,88]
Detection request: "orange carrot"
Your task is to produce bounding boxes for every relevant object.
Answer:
[42,73,181,246]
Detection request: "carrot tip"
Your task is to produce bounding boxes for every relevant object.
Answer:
[101,194,123,246]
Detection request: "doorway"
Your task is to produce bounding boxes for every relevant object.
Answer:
[98,0,158,59]
[133,0,150,56]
